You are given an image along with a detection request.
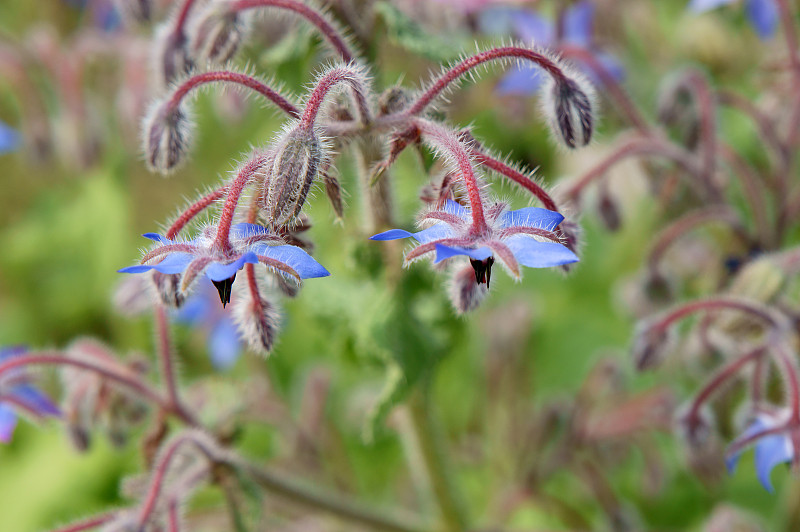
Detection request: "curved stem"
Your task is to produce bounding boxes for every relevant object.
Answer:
[166,71,299,119]
[678,70,717,190]
[470,150,560,212]
[414,118,486,232]
[775,342,800,423]
[299,66,370,129]
[154,305,196,426]
[716,90,787,168]
[167,186,228,240]
[653,297,790,337]
[213,154,269,252]
[230,0,354,62]
[407,46,569,116]
[174,0,199,36]
[46,512,117,532]
[558,45,650,134]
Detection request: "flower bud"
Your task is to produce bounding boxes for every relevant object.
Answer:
[234,289,282,355]
[597,186,621,232]
[151,271,186,308]
[260,127,324,227]
[142,101,193,175]
[377,86,411,116]
[322,169,345,220]
[448,265,489,314]
[543,77,595,149]
[631,320,675,371]
[190,1,250,65]
[643,269,673,305]
[153,23,194,90]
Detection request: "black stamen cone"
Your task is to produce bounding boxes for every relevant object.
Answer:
[212,274,236,308]
[469,257,495,289]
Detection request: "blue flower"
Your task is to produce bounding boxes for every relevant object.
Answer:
[479,1,624,95]
[0,346,61,443]
[688,0,778,40]
[370,200,578,285]
[173,284,243,370]
[0,121,21,156]
[726,412,795,492]
[119,223,329,306]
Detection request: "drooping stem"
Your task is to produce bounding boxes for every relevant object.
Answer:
[470,150,560,213]
[652,297,791,337]
[408,388,468,532]
[558,45,650,134]
[46,511,117,532]
[167,186,228,240]
[299,66,371,129]
[230,0,355,62]
[166,71,299,119]
[414,118,486,232]
[154,304,194,426]
[676,70,717,189]
[775,342,800,423]
[174,0,199,36]
[213,154,269,252]
[407,46,570,116]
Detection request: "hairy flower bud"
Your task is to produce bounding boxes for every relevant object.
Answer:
[543,77,595,149]
[448,265,489,314]
[597,186,621,232]
[260,127,324,227]
[190,1,250,65]
[377,86,411,116]
[142,101,193,174]
[631,320,675,371]
[151,272,186,308]
[153,24,195,90]
[234,289,282,355]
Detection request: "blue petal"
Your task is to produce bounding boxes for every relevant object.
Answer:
[754,431,793,492]
[745,0,778,39]
[0,345,26,363]
[504,235,579,268]
[208,319,242,370]
[254,245,330,279]
[173,292,211,324]
[12,384,61,417]
[442,200,470,218]
[726,418,769,473]
[563,1,595,47]
[496,65,544,96]
[476,6,517,36]
[412,224,456,244]
[500,207,565,231]
[0,405,17,443]
[118,253,194,275]
[370,229,416,241]
[230,223,271,239]
[513,10,555,44]
[0,121,20,155]
[434,244,493,263]
[688,0,735,13]
[205,253,260,281]
[143,233,171,244]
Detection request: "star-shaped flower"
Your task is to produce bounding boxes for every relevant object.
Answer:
[726,410,797,492]
[119,223,329,306]
[0,346,61,443]
[688,0,778,40]
[370,200,578,285]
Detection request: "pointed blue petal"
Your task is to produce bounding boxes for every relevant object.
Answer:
[563,1,595,47]
[230,223,271,239]
[151,253,195,275]
[434,244,493,263]
[12,384,61,417]
[505,235,579,268]
[143,233,170,244]
[0,121,21,155]
[754,432,793,492]
[208,319,242,370]
[496,65,544,96]
[255,245,330,279]
[500,207,565,230]
[0,405,17,443]
[746,0,778,39]
[413,224,456,244]
[205,253,259,281]
[726,417,768,473]
[688,0,734,13]
[370,229,416,241]
[442,200,470,218]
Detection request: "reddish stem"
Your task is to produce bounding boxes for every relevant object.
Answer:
[299,66,370,129]
[154,305,191,424]
[213,154,269,253]
[167,186,228,240]
[414,119,487,231]
[46,512,116,532]
[775,342,800,423]
[471,151,559,212]
[717,144,772,247]
[167,71,299,119]
[230,0,354,62]
[407,46,569,116]
[654,297,788,336]
[174,0,199,36]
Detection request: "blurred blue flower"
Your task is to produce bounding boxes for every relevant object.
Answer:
[63,0,121,32]
[726,412,794,492]
[173,284,243,370]
[478,1,624,95]
[688,0,778,40]
[0,121,21,155]
[119,223,329,306]
[371,200,577,285]
[0,346,61,443]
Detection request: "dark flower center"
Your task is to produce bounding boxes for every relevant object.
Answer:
[469,256,494,288]
[212,274,236,308]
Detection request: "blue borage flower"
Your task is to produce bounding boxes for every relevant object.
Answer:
[478,1,624,96]
[688,0,778,40]
[370,200,578,286]
[119,223,329,306]
[726,411,796,492]
[0,346,61,443]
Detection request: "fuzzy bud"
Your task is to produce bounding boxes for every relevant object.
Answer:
[377,86,411,116]
[153,24,195,90]
[631,320,674,371]
[260,128,323,227]
[597,187,621,232]
[448,265,489,314]
[234,289,282,355]
[643,269,673,305]
[190,2,249,65]
[322,169,344,220]
[151,271,186,308]
[544,77,595,149]
[143,101,193,175]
